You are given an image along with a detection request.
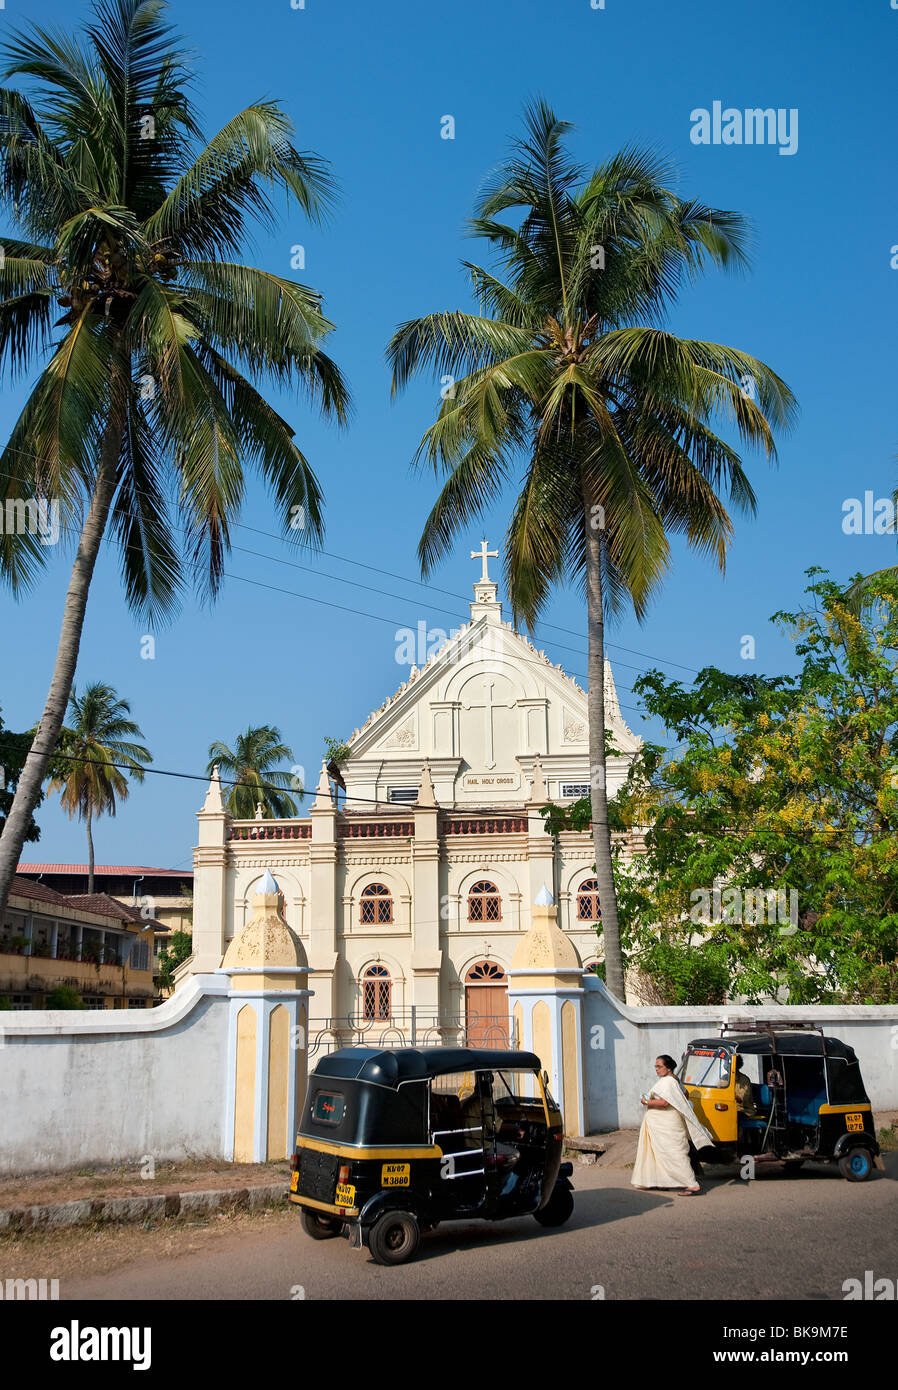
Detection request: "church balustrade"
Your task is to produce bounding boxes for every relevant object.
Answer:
[338,821,414,838]
[228,823,312,840]
[441,816,528,835]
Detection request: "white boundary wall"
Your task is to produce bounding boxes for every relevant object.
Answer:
[0,975,231,1174]
[583,976,898,1133]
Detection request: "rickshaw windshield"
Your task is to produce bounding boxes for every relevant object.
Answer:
[493,1069,541,1103]
[682,1050,731,1088]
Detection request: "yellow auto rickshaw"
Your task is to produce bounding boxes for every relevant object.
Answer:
[680,1022,881,1180]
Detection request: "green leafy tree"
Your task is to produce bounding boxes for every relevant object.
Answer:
[156,927,192,990]
[606,570,898,1003]
[46,984,87,1009]
[388,100,795,997]
[207,725,299,819]
[47,681,151,893]
[0,709,41,843]
[0,0,349,923]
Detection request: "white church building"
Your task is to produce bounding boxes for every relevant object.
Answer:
[189,546,642,1049]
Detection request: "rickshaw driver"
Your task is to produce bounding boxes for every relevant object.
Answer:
[734,1054,760,1119]
[460,1072,520,1194]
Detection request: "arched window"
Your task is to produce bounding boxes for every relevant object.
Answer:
[363,964,391,1020]
[576,878,601,922]
[467,880,501,922]
[359,882,393,925]
[465,961,506,984]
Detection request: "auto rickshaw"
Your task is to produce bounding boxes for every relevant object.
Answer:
[288,1046,574,1263]
[680,1022,882,1180]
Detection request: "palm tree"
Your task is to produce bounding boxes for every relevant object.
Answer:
[388,101,796,999]
[206,725,300,819]
[48,681,151,892]
[0,0,349,923]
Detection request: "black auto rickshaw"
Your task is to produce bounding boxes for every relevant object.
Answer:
[288,1046,575,1263]
[680,1023,882,1180]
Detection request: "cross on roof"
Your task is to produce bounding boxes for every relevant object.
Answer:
[471,539,498,584]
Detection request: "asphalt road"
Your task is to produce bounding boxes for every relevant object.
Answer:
[62,1153,898,1302]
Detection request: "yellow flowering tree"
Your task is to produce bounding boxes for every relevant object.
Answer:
[547,570,898,1003]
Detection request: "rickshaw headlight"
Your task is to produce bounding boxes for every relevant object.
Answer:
[338,1164,351,1184]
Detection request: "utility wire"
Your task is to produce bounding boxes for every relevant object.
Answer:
[30,750,878,840]
[0,445,700,677]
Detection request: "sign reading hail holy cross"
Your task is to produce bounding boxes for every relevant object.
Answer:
[471,538,498,584]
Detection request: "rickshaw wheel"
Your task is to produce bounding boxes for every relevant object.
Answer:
[838,1148,873,1182]
[368,1210,420,1266]
[300,1209,343,1240]
[533,1185,574,1227]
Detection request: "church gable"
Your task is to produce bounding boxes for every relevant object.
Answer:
[341,545,640,808]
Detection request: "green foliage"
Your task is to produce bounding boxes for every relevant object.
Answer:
[0,994,10,1010]
[156,928,193,990]
[541,728,622,836]
[388,99,795,629]
[0,0,349,617]
[48,681,151,821]
[630,937,730,1006]
[323,736,350,767]
[0,710,41,842]
[46,984,87,1009]
[207,725,299,818]
[610,570,898,1004]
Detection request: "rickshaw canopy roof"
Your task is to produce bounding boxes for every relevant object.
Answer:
[311,1046,543,1088]
[688,1033,859,1062]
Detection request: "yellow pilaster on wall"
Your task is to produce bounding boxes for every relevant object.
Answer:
[234,1004,257,1163]
[507,885,586,1135]
[561,999,579,1137]
[532,1000,552,1076]
[267,1004,290,1160]
[222,870,312,1163]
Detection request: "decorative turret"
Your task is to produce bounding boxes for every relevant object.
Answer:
[510,884,582,982]
[221,869,307,977]
[416,758,437,808]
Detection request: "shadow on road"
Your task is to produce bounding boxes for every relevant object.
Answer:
[377,1185,674,1265]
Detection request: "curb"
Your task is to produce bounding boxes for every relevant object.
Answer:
[0,1182,287,1234]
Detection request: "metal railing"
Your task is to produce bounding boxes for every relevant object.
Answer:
[307,1008,517,1056]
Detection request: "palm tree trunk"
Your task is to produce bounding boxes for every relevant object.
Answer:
[583,487,626,1000]
[0,423,123,922]
[86,808,95,896]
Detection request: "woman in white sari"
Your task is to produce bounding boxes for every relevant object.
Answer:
[631,1054,715,1195]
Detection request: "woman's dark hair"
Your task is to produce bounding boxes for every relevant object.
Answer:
[657,1054,678,1072]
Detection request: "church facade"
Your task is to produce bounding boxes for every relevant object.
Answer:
[189,548,642,1047]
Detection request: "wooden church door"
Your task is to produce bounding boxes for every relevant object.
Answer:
[464,961,510,1048]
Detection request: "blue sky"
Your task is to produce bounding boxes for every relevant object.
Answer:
[1,0,896,872]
